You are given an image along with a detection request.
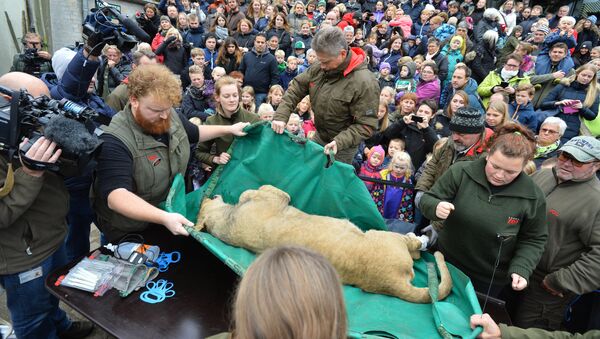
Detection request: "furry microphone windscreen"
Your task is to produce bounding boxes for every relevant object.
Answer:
[44,116,100,156]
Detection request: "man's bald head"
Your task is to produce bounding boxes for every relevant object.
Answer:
[0,72,50,97]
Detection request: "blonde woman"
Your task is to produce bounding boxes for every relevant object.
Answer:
[539,64,599,143]
[485,100,510,131]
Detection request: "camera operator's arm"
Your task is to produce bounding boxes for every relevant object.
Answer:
[51,34,104,102]
[0,137,61,228]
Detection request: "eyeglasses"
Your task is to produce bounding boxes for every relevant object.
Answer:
[540,128,559,135]
[557,151,587,167]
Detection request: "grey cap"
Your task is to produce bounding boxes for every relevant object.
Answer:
[560,136,600,163]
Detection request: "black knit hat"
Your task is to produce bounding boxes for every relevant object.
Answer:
[449,107,484,134]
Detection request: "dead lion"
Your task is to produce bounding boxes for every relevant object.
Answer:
[196,185,452,303]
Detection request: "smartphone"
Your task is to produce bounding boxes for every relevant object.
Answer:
[500,81,509,88]
[412,115,424,123]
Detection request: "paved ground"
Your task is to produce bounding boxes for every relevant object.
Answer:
[0,225,114,339]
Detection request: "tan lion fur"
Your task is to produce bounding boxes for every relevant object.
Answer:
[196,185,452,303]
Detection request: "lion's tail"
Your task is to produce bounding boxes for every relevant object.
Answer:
[392,251,453,304]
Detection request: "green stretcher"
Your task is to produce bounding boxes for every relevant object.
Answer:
[163,122,483,338]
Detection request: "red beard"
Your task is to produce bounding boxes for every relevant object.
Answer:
[133,106,171,135]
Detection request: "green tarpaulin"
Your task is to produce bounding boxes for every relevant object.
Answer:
[164,122,482,338]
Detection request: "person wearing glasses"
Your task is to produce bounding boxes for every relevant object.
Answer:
[533,117,567,169]
[10,32,53,77]
[513,136,600,331]
[477,53,531,109]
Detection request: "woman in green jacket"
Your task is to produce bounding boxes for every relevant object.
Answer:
[419,122,548,296]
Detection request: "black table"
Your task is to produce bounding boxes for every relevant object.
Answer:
[45,227,239,339]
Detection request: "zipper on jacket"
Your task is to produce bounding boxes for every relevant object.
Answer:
[488,194,493,202]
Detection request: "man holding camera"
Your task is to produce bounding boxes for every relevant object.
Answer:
[0,72,93,338]
[10,32,53,77]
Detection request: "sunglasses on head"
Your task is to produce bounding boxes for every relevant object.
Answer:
[557,151,587,167]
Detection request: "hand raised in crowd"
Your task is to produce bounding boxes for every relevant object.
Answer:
[402,113,414,125]
[37,50,52,60]
[213,152,231,165]
[552,70,565,79]
[19,137,62,178]
[230,122,250,136]
[323,140,337,155]
[160,212,192,236]
[416,116,430,130]
[510,273,527,291]
[107,59,117,68]
[470,314,501,339]
[271,120,286,134]
[435,201,455,220]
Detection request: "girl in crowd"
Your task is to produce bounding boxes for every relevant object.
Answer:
[177,12,190,33]
[415,61,441,104]
[384,99,438,170]
[359,145,386,192]
[210,13,229,44]
[246,0,266,31]
[539,64,599,143]
[241,86,256,113]
[379,86,397,120]
[440,35,465,87]
[485,100,510,131]
[372,152,415,222]
[233,19,256,52]
[266,85,285,111]
[216,37,243,74]
[266,13,293,56]
[195,76,259,168]
[381,36,404,76]
[433,90,468,138]
[207,246,347,339]
[295,95,313,122]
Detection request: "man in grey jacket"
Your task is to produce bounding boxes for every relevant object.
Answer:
[514,136,600,330]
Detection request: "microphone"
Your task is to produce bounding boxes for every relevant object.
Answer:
[44,116,101,156]
[119,14,152,43]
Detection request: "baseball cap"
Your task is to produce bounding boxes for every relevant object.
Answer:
[559,136,600,163]
[294,41,306,49]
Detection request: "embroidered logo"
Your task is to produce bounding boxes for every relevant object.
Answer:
[309,82,315,88]
[507,217,520,225]
[147,154,161,166]
[549,209,559,217]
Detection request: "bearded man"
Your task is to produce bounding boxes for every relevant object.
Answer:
[93,64,248,242]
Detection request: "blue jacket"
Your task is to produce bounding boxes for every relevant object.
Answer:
[534,54,575,76]
[509,101,537,132]
[439,78,484,113]
[239,48,280,94]
[279,67,299,90]
[402,1,425,22]
[183,27,204,48]
[381,50,403,76]
[48,50,116,122]
[204,48,218,73]
[540,82,600,143]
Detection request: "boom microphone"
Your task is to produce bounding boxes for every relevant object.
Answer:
[119,14,152,43]
[44,116,101,156]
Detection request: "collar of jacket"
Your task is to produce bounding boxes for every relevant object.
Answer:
[464,156,539,199]
[216,103,241,119]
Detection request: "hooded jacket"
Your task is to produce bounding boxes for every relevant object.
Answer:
[239,47,280,93]
[274,47,379,151]
[477,68,530,108]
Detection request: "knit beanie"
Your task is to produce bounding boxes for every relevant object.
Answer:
[535,24,550,34]
[52,47,77,81]
[449,107,484,134]
[379,62,391,72]
[588,15,597,25]
[160,15,170,22]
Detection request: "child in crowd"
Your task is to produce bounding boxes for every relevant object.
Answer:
[382,138,405,167]
[257,103,275,121]
[293,41,306,65]
[181,47,208,89]
[275,49,287,73]
[379,86,396,119]
[181,65,213,121]
[212,66,226,82]
[362,100,390,162]
[266,85,284,110]
[388,7,412,38]
[203,34,218,73]
[241,86,256,113]
[372,152,415,222]
[286,113,305,137]
[440,35,465,87]
[296,95,313,121]
[359,145,385,192]
[354,28,365,47]
[509,83,537,132]
[412,55,424,79]
[485,100,509,131]
[377,62,395,89]
[268,35,280,55]
[280,56,299,90]
[395,62,417,97]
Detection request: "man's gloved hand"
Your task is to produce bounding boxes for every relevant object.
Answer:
[85,32,106,57]
[422,225,438,247]
[165,35,177,44]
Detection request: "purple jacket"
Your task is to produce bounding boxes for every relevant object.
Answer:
[416,78,441,104]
